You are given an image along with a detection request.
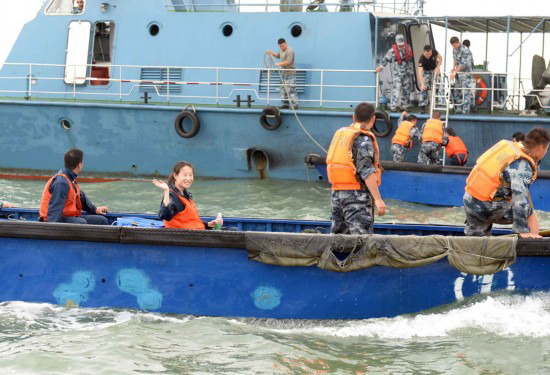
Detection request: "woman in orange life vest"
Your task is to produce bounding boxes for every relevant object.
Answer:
[152,162,222,229]
[445,127,468,166]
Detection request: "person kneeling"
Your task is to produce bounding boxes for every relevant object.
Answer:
[154,161,221,229]
[39,148,108,225]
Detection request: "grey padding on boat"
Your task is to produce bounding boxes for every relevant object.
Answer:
[120,227,245,248]
[246,233,517,275]
[0,220,121,243]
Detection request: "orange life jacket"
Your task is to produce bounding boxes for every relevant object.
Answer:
[163,190,205,230]
[445,135,468,157]
[422,119,444,144]
[392,121,415,147]
[39,174,82,221]
[326,124,381,191]
[392,43,413,65]
[465,140,538,202]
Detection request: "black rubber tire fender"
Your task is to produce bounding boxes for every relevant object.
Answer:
[372,109,392,138]
[260,106,283,131]
[174,111,200,138]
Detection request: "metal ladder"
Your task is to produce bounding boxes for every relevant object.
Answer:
[429,74,452,165]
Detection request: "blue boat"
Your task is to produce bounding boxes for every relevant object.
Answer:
[305,156,550,211]
[1,1,550,183]
[0,207,548,319]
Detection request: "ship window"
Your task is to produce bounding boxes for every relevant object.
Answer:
[64,21,91,85]
[291,25,302,37]
[222,25,233,37]
[149,24,160,36]
[46,0,85,15]
[90,22,116,86]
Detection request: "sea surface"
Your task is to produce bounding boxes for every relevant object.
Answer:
[0,177,549,374]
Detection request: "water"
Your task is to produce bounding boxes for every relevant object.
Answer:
[1,177,550,374]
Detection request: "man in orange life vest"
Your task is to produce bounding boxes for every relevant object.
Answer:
[445,127,468,166]
[391,111,421,162]
[464,128,550,238]
[39,148,108,225]
[327,102,386,234]
[417,111,448,165]
[375,34,414,112]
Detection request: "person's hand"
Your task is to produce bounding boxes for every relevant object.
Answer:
[420,84,426,91]
[374,198,386,216]
[450,72,455,80]
[375,67,383,73]
[152,179,169,191]
[96,206,108,215]
[267,50,274,56]
[276,62,282,67]
[2,202,15,208]
[519,232,542,239]
[434,68,440,76]
[207,218,223,228]
[401,111,407,116]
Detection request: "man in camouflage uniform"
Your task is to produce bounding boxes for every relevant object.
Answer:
[375,34,414,112]
[450,36,474,114]
[391,111,421,162]
[418,45,443,113]
[417,111,448,165]
[268,38,298,109]
[464,128,550,238]
[329,103,386,234]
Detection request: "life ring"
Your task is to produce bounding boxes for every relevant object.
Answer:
[174,110,200,138]
[475,76,488,106]
[372,110,392,137]
[260,106,282,131]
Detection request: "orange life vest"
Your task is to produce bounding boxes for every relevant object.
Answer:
[465,140,538,202]
[422,119,444,144]
[39,174,82,221]
[163,190,205,230]
[326,124,381,191]
[445,135,468,157]
[392,121,415,147]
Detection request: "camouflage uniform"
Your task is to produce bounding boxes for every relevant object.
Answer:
[280,74,298,108]
[419,70,444,107]
[331,135,376,234]
[464,159,534,236]
[391,113,422,162]
[378,47,414,111]
[452,45,474,114]
[417,122,448,165]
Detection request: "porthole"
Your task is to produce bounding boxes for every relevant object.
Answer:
[148,22,160,36]
[222,24,234,37]
[60,119,72,130]
[291,24,303,37]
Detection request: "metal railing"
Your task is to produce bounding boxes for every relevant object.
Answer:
[0,62,379,108]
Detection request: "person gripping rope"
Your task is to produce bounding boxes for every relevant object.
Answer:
[375,34,414,112]
[391,111,421,162]
[267,38,298,109]
[327,102,386,234]
[463,128,550,238]
[417,111,448,165]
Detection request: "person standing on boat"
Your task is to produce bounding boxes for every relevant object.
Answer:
[39,148,108,225]
[417,45,443,114]
[444,127,468,166]
[450,37,474,114]
[391,111,421,162]
[375,34,414,112]
[153,161,222,230]
[327,102,386,234]
[464,128,550,238]
[267,38,298,109]
[417,111,448,165]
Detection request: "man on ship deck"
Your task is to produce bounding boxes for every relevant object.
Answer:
[267,38,298,109]
[39,148,108,225]
[464,128,550,238]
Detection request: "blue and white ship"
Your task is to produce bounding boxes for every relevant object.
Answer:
[1,0,549,183]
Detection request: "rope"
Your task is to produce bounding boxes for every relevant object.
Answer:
[263,52,328,154]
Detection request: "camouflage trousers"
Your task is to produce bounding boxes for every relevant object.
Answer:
[331,190,374,235]
[419,70,444,107]
[463,192,533,236]
[390,74,413,110]
[391,143,407,162]
[453,72,473,114]
[417,141,441,165]
[280,74,298,107]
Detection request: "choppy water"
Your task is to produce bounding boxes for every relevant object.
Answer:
[1,177,550,374]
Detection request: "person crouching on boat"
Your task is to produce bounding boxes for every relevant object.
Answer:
[444,127,468,166]
[417,111,448,165]
[327,102,386,234]
[153,161,221,229]
[391,111,421,162]
[464,128,550,238]
[39,148,108,225]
